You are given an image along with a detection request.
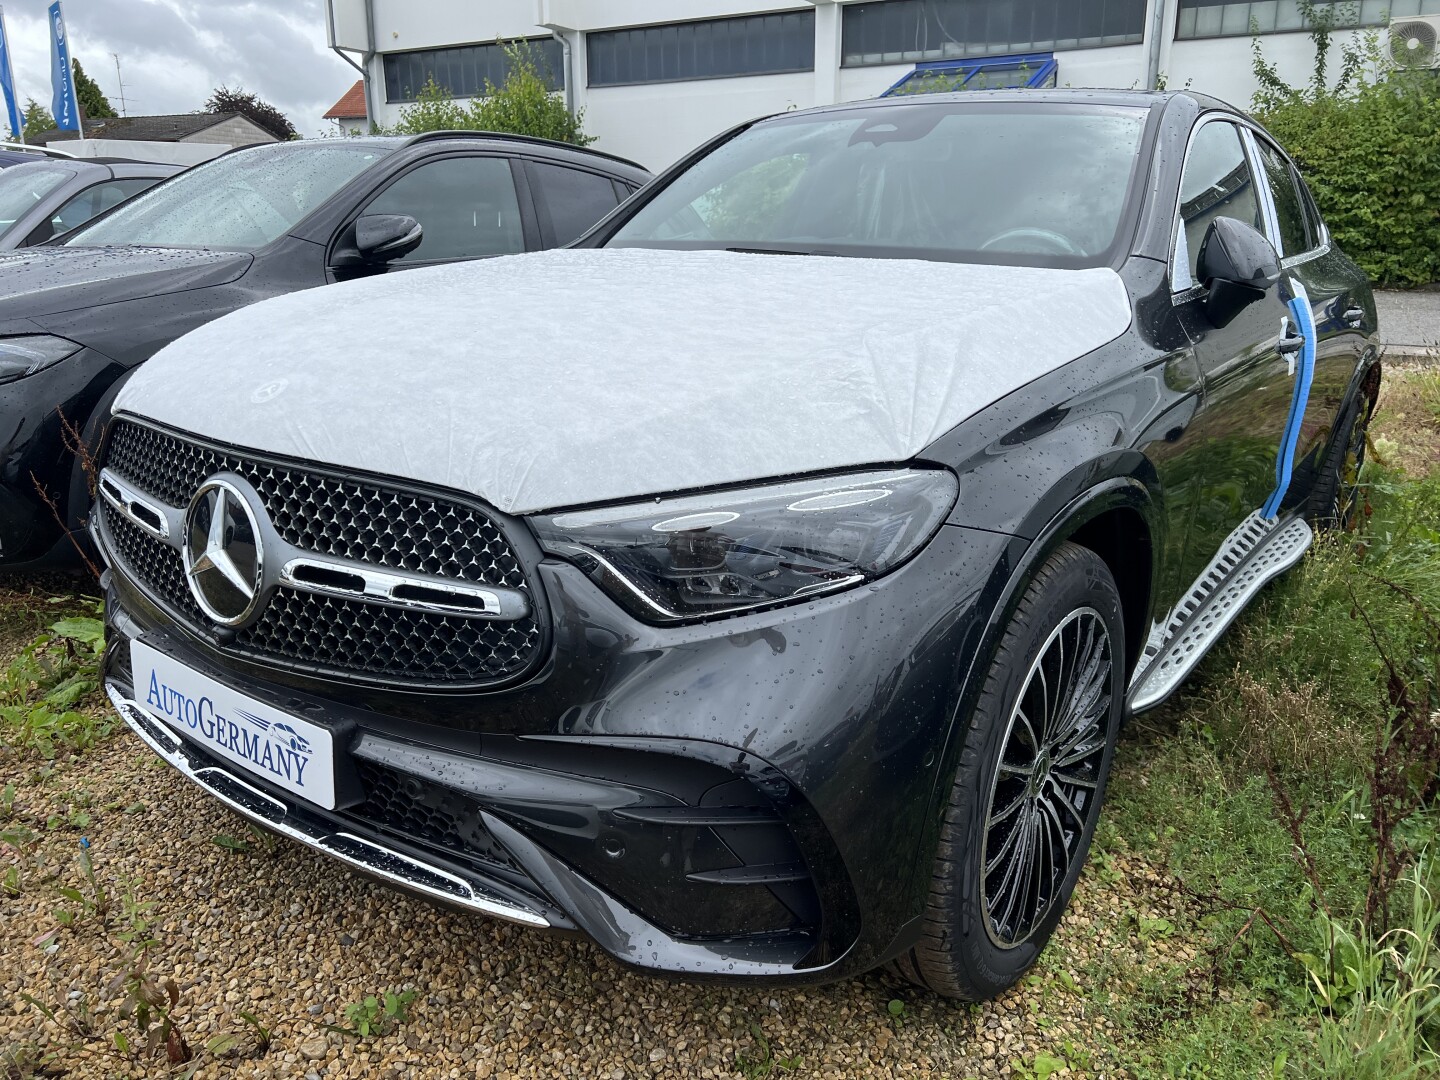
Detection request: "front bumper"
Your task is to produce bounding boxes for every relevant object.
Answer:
[108,683,553,928]
[100,515,1021,983]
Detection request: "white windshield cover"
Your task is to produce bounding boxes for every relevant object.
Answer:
[114,247,1132,514]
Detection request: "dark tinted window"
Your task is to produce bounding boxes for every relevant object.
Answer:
[1255,139,1310,257]
[51,178,159,235]
[842,0,1146,64]
[587,11,815,86]
[1175,0,1439,39]
[610,103,1149,268]
[1293,170,1325,250]
[384,38,563,101]
[366,156,524,262]
[532,162,622,245]
[1173,121,1263,290]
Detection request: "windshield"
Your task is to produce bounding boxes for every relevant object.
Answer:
[0,163,71,237]
[609,102,1151,267]
[65,142,391,250]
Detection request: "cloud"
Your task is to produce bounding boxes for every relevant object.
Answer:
[2,0,358,137]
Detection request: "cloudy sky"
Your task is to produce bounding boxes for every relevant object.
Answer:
[1,0,358,137]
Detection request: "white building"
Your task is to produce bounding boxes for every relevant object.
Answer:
[326,0,1439,170]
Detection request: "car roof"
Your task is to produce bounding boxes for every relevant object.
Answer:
[401,130,650,179]
[0,157,180,179]
[0,149,48,168]
[225,132,650,183]
[770,87,1247,122]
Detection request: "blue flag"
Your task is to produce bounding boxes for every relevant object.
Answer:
[48,1,79,132]
[0,9,21,140]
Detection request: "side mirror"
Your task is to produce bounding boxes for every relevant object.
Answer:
[332,214,422,268]
[1196,217,1281,329]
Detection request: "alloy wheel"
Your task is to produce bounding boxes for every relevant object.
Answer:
[981,607,1113,948]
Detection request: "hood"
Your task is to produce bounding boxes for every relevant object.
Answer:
[0,246,252,321]
[113,247,1133,516]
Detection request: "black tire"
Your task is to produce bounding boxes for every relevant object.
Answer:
[892,541,1125,1000]
[1309,364,1380,531]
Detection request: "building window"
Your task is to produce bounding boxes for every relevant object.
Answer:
[1176,0,1440,39]
[383,38,564,102]
[842,0,1146,66]
[586,11,816,87]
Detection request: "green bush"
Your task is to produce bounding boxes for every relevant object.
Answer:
[1250,5,1440,288]
[381,41,593,146]
[1255,76,1440,288]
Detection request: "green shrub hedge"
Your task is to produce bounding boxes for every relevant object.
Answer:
[1255,75,1440,288]
[1249,5,1440,289]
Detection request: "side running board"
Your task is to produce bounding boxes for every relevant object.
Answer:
[1128,511,1313,713]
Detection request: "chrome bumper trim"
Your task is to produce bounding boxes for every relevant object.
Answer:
[106,683,549,928]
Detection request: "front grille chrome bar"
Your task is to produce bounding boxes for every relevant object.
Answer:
[107,683,550,927]
[99,469,177,543]
[99,464,531,622]
[279,555,529,620]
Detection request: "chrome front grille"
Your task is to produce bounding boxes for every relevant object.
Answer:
[99,419,544,688]
[242,586,540,683]
[104,421,527,587]
[105,508,200,618]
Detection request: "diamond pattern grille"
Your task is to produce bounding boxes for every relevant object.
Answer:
[100,420,542,686]
[350,758,522,876]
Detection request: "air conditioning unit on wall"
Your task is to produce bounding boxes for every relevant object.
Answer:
[1387,15,1440,70]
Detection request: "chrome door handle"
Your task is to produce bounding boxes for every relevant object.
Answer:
[1342,306,1365,328]
[1277,334,1306,356]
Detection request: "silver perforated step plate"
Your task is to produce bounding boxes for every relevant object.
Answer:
[1128,511,1313,713]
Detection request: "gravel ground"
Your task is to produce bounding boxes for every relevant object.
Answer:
[1,725,1203,1080]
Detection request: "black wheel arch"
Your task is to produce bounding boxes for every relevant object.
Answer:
[876,470,1160,969]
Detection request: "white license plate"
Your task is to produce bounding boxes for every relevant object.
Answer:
[130,640,337,809]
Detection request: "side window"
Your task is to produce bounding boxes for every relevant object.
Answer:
[50,179,159,236]
[365,156,524,263]
[1254,140,1310,259]
[1173,121,1263,292]
[531,162,622,245]
[1294,169,1325,250]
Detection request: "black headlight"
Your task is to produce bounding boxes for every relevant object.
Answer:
[531,468,958,622]
[0,335,81,385]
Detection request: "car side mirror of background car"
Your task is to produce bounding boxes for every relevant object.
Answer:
[331,214,423,269]
[1196,217,1282,329]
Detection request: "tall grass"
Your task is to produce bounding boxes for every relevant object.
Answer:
[1108,451,1440,1074]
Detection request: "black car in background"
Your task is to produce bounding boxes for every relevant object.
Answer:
[0,133,649,567]
[94,91,1378,998]
[0,158,180,248]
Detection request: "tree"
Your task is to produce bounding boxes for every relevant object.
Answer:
[21,97,54,135]
[382,78,470,135]
[72,58,117,119]
[381,41,593,145]
[471,42,593,145]
[204,86,297,141]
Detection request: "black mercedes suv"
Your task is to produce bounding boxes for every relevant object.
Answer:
[92,90,1377,999]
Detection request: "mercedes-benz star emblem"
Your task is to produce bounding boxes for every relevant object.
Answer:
[183,477,265,627]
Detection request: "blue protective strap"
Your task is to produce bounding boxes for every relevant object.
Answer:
[1262,282,1316,520]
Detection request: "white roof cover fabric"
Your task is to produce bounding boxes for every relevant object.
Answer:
[114,248,1133,515]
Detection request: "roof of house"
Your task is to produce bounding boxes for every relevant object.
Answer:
[324,81,367,121]
[33,112,268,144]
